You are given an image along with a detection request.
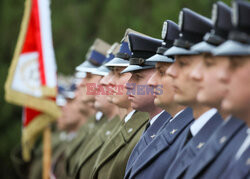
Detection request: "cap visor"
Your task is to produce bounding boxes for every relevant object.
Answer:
[75,61,99,73]
[164,46,199,56]
[105,57,129,67]
[213,40,250,56]
[91,66,110,76]
[121,65,154,74]
[191,41,216,53]
[75,71,86,79]
[146,54,174,63]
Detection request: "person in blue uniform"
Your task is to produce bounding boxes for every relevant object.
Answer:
[183,1,250,178]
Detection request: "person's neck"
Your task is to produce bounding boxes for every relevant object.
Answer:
[117,104,134,120]
[207,102,228,119]
[76,117,87,130]
[215,106,230,120]
[86,108,96,118]
[190,103,210,120]
[68,119,83,132]
[103,105,119,120]
[164,103,185,117]
[236,111,250,127]
[148,106,163,119]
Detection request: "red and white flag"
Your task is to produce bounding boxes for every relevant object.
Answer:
[5,0,61,161]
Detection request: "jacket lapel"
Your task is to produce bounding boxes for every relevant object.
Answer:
[165,112,223,179]
[130,107,193,177]
[228,146,250,178]
[76,118,119,171]
[125,111,171,178]
[66,115,108,176]
[93,111,149,178]
[184,117,246,179]
[143,111,171,144]
[65,126,88,159]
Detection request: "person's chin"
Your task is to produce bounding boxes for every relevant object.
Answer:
[221,99,234,113]
[197,93,207,103]
[107,96,113,102]
[131,102,139,110]
[154,98,161,106]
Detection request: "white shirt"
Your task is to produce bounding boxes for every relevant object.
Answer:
[124,110,136,123]
[150,110,165,125]
[59,131,77,141]
[235,128,250,160]
[67,132,77,141]
[95,111,103,121]
[190,108,217,137]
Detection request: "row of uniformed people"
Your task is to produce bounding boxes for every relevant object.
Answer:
[12,0,250,178]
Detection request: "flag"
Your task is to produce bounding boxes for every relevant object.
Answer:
[5,0,61,161]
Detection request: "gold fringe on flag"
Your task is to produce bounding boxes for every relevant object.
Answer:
[22,113,56,161]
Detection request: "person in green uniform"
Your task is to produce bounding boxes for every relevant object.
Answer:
[66,42,122,178]
[52,38,111,178]
[91,29,161,179]
[52,81,96,179]
[73,43,124,179]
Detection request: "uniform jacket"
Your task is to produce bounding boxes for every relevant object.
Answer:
[52,114,107,179]
[127,107,194,179]
[11,128,63,179]
[75,115,120,179]
[91,111,149,179]
[66,114,107,177]
[184,117,247,179]
[164,112,223,179]
[220,144,250,179]
[125,111,171,178]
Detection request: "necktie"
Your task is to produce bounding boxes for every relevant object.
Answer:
[144,122,151,133]
[183,130,193,146]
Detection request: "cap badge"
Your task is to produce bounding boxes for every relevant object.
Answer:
[161,21,168,39]
[232,2,239,27]
[178,11,184,30]
[212,3,218,25]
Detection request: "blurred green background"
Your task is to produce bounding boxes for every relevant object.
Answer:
[0,0,233,178]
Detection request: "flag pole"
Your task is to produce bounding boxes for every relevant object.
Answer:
[43,125,51,179]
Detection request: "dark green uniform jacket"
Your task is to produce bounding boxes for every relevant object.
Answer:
[11,128,65,179]
[91,111,149,179]
[75,115,121,179]
[53,114,107,179]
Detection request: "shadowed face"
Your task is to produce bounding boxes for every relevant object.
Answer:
[57,97,84,131]
[221,56,250,118]
[108,67,132,109]
[94,75,110,111]
[81,72,102,104]
[167,55,201,106]
[147,62,175,108]
[126,68,156,112]
[190,55,228,108]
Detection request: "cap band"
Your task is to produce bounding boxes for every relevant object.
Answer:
[204,32,225,46]
[173,38,194,49]
[156,47,168,55]
[88,50,106,65]
[229,31,250,44]
[129,58,146,65]
[115,52,131,60]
